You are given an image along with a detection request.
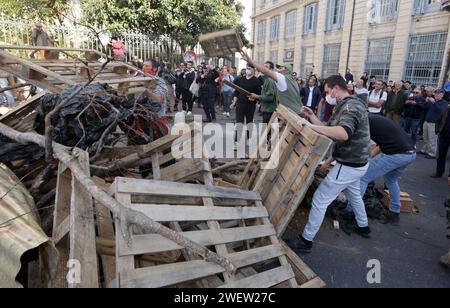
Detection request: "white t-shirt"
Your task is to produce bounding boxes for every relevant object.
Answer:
[368,89,387,113]
[307,87,314,107]
[355,87,369,96]
[275,72,288,92]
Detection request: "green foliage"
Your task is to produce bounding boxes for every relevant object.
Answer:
[80,0,250,50]
[0,0,71,24]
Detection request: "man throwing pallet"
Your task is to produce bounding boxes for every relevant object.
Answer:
[240,51,302,114]
[286,75,371,253]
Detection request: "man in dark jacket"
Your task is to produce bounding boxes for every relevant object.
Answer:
[301,78,322,113]
[432,102,450,180]
[197,65,219,122]
[178,61,196,115]
[385,81,408,125]
[403,89,425,147]
[422,89,448,159]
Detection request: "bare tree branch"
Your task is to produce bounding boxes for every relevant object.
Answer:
[0,122,236,274]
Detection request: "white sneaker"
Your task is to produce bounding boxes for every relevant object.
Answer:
[187,111,192,116]
[222,112,227,116]
[182,110,187,115]
[226,112,230,117]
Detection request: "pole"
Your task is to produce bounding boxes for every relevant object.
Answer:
[346,0,357,71]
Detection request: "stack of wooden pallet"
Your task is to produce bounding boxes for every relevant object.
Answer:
[47,107,329,288]
[0,46,153,95]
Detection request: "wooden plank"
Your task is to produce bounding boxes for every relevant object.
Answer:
[119,225,276,256]
[52,215,70,244]
[0,45,102,54]
[121,244,286,288]
[51,165,72,288]
[300,277,326,289]
[131,194,249,207]
[121,260,224,288]
[0,92,45,128]
[114,178,262,201]
[276,104,318,145]
[160,159,209,182]
[275,137,331,236]
[0,65,62,93]
[0,50,76,85]
[68,148,99,288]
[280,240,316,283]
[219,265,295,288]
[128,204,268,222]
[255,200,298,288]
[151,152,161,179]
[92,178,116,288]
[115,192,135,287]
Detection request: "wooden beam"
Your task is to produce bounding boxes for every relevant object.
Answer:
[68,148,99,288]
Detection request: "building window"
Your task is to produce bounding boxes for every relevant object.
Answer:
[303,3,318,35]
[257,51,265,63]
[413,0,441,15]
[285,10,297,39]
[269,15,280,42]
[269,50,278,63]
[404,32,448,86]
[259,0,266,9]
[369,0,398,23]
[301,46,315,76]
[257,20,266,44]
[322,44,341,77]
[326,0,345,31]
[364,38,394,82]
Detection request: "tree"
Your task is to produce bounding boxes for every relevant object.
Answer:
[0,0,72,24]
[80,0,250,52]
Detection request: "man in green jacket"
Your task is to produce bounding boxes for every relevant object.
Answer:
[385,81,408,125]
[241,51,303,114]
[250,61,277,124]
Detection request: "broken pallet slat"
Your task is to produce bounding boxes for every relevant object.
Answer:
[113,178,262,201]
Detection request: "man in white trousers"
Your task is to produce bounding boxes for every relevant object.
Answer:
[286,75,371,253]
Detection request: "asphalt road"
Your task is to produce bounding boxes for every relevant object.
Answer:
[284,144,450,288]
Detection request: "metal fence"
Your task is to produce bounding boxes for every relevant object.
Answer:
[0,15,187,65]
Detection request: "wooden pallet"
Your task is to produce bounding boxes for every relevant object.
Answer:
[239,105,332,236]
[51,148,99,288]
[110,178,298,288]
[0,46,154,95]
[199,29,244,57]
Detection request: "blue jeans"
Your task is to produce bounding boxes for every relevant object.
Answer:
[0,78,15,106]
[346,153,416,214]
[403,118,421,147]
[222,91,233,113]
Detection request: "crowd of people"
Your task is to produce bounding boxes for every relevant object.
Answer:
[151,56,450,185]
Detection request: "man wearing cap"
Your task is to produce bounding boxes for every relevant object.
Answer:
[422,89,448,159]
[31,22,53,59]
[240,51,302,114]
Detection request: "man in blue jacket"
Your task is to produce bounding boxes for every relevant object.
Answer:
[301,78,322,113]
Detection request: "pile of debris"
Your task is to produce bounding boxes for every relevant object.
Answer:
[0,48,332,289]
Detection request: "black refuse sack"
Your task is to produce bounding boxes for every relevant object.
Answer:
[34,83,131,153]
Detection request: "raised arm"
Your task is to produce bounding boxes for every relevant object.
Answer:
[240,50,278,83]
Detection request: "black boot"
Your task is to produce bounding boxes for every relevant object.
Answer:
[285,235,313,254]
[354,226,371,238]
[381,211,400,226]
